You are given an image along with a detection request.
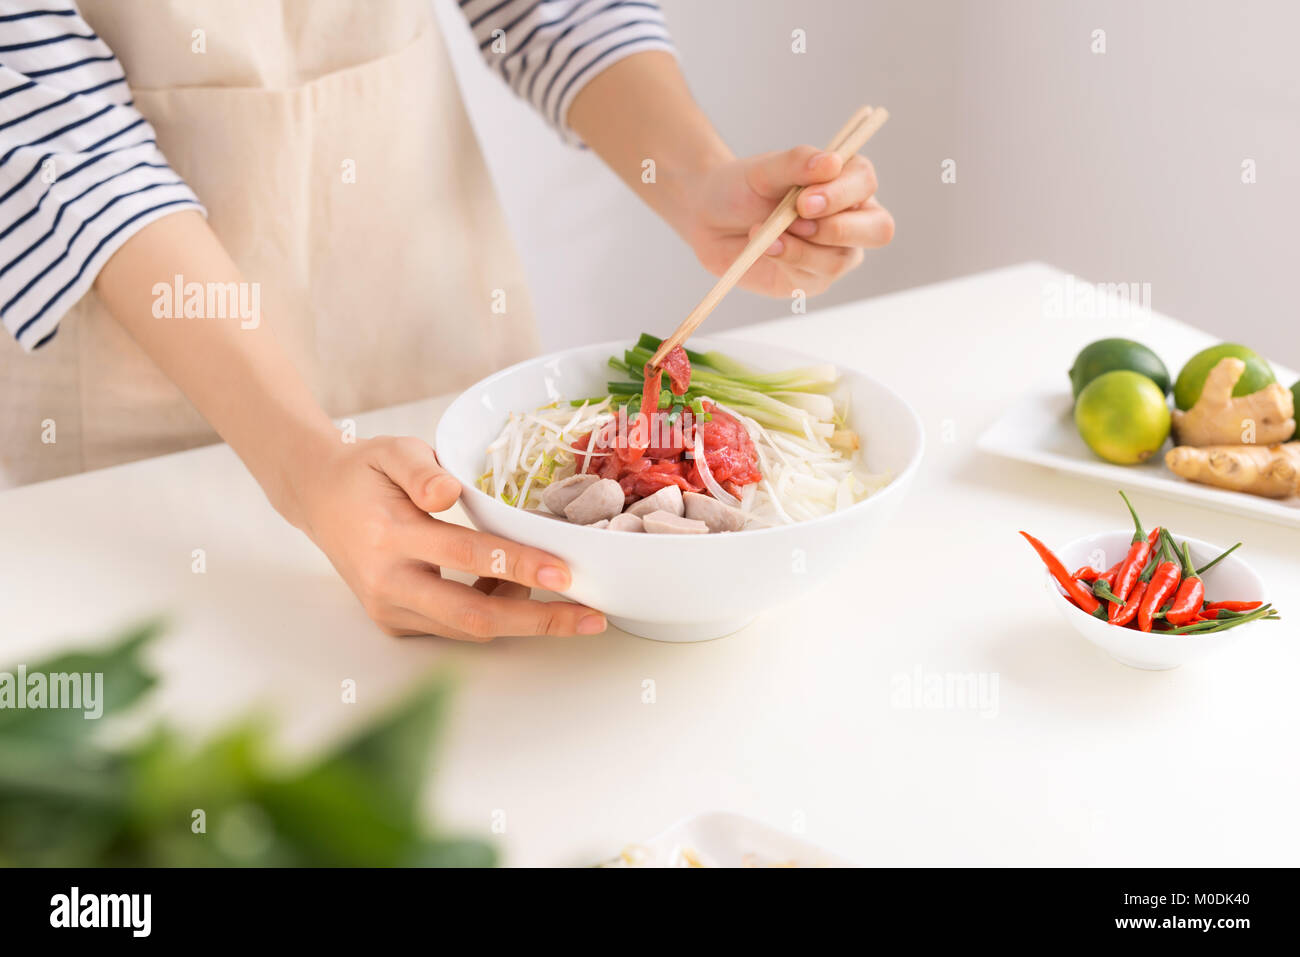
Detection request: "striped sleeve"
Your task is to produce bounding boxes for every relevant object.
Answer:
[458,0,675,145]
[0,2,203,351]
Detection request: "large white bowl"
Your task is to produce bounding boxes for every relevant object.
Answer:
[435,336,924,641]
[1044,530,1269,670]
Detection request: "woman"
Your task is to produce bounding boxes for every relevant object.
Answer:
[0,0,893,639]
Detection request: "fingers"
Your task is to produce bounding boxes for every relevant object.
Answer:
[371,436,461,512]
[391,565,606,640]
[785,199,895,249]
[401,518,574,593]
[795,155,877,219]
[756,227,864,278]
[472,576,531,601]
[744,145,844,199]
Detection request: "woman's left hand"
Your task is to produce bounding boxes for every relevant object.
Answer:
[678,146,894,298]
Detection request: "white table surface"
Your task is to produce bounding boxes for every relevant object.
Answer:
[3,263,1297,867]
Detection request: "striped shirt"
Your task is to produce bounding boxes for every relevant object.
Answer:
[0,1,674,351]
[459,0,674,143]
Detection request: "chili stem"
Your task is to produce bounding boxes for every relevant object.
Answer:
[1158,528,1179,565]
[1195,542,1242,576]
[1093,580,1126,605]
[1161,604,1276,635]
[1118,490,1145,543]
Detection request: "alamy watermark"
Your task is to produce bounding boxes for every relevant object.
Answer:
[1043,275,1151,321]
[50,887,150,937]
[891,667,999,718]
[0,666,104,719]
[152,274,260,329]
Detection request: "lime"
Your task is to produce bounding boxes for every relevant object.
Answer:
[1173,343,1276,411]
[1069,338,1171,399]
[1074,371,1171,465]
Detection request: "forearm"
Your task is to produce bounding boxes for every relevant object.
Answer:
[93,211,334,527]
[567,51,731,238]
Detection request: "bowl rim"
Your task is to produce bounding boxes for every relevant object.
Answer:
[435,334,927,541]
[1043,528,1269,643]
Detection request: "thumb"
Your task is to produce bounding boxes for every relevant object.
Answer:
[744,145,844,199]
[373,436,462,512]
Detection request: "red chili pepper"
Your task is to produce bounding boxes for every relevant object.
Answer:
[1019,531,1101,614]
[1072,566,1101,582]
[1109,533,1162,623]
[1112,491,1156,603]
[1112,540,1151,603]
[1138,560,1181,632]
[1098,560,1122,588]
[1203,600,1262,612]
[1135,531,1183,632]
[1194,606,1267,622]
[1166,591,1203,626]
[1110,580,1146,626]
[1164,541,1205,626]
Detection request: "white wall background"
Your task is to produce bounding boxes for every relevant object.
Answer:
[434,0,1298,369]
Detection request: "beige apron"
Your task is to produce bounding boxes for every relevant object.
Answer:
[0,0,538,487]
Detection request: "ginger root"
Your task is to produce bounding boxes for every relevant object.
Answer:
[1165,442,1300,498]
[1171,357,1295,447]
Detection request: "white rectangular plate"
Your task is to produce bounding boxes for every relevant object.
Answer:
[977,389,1300,528]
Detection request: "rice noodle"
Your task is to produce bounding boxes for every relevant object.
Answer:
[478,380,891,524]
[739,482,757,513]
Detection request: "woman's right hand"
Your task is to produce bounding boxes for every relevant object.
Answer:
[289,434,608,641]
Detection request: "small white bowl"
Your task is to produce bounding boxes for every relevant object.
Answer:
[1044,530,1269,670]
[435,336,924,642]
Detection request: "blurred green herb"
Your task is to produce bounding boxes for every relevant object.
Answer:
[0,622,494,867]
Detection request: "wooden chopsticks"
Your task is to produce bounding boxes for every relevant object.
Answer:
[649,105,890,369]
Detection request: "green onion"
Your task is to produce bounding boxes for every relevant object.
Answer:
[597,333,846,435]
[624,345,837,395]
